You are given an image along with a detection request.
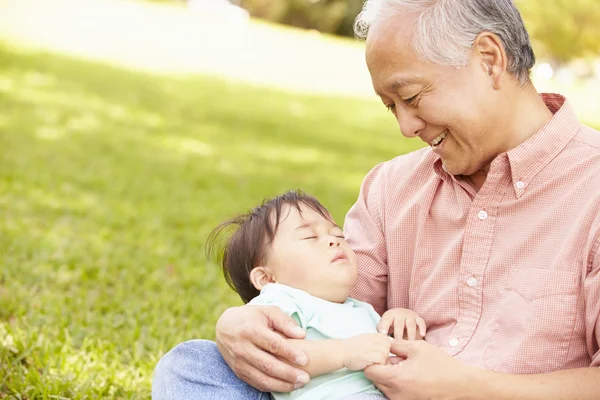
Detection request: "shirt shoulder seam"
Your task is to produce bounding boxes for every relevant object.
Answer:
[570,126,600,150]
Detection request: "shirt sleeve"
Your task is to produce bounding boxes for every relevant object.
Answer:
[587,236,600,367]
[345,162,389,315]
[250,286,309,329]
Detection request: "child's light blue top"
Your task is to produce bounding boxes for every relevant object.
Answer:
[249,283,384,400]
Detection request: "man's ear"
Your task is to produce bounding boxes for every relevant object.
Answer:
[474,31,507,90]
[250,266,276,291]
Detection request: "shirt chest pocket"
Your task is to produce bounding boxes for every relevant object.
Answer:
[483,267,581,374]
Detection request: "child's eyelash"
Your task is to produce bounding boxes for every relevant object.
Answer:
[302,235,345,240]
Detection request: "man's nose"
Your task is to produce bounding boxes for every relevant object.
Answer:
[396,108,425,138]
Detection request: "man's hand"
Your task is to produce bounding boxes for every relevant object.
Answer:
[341,333,393,370]
[215,305,310,393]
[377,308,426,340]
[365,339,476,400]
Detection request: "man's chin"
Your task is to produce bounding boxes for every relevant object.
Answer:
[440,160,462,176]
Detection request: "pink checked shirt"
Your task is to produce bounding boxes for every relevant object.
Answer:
[346,94,600,374]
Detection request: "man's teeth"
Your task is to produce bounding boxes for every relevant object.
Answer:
[431,131,447,147]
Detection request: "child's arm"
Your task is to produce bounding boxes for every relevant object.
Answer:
[287,333,392,378]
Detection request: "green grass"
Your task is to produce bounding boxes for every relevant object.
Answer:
[0,43,421,398]
[1,43,598,399]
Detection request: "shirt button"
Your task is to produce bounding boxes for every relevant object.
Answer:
[477,210,488,220]
[516,181,525,189]
[467,277,477,287]
[449,338,459,347]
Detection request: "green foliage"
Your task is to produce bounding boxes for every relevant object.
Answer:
[240,0,362,35]
[0,43,419,398]
[240,0,600,63]
[519,0,600,63]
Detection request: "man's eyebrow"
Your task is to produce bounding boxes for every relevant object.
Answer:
[375,76,421,96]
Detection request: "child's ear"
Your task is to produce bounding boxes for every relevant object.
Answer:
[250,266,276,291]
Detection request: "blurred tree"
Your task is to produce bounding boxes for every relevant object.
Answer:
[241,0,350,33]
[518,0,600,63]
[239,0,600,63]
[148,0,600,64]
[333,0,365,37]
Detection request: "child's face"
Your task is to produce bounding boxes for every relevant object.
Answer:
[265,204,358,303]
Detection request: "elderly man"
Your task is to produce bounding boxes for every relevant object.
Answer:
[153,0,600,399]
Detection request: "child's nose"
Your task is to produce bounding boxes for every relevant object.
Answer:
[328,237,341,247]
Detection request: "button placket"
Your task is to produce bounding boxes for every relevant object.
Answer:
[454,166,509,357]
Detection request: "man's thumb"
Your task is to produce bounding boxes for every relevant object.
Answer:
[266,306,305,338]
[390,339,417,357]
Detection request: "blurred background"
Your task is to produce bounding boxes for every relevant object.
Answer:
[0,0,598,397]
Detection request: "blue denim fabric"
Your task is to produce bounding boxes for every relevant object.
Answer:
[152,339,270,400]
[152,339,387,400]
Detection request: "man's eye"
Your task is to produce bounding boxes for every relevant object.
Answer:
[403,95,418,106]
[386,103,396,113]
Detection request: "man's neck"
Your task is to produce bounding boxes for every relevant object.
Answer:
[502,84,554,151]
[466,85,554,192]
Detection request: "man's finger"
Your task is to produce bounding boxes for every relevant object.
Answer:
[364,362,398,384]
[266,306,306,339]
[378,316,393,334]
[390,339,418,357]
[246,340,310,385]
[388,355,405,365]
[239,361,303,393]
[258,313,308,366]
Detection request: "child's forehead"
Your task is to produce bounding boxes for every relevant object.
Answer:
[279,203,335,227]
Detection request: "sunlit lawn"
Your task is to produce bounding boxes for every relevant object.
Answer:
[0,43,422,398]
[1,39,598,398]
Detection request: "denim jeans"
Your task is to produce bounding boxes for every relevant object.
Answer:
[152,340,386,399]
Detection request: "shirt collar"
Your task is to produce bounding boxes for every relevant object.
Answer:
[505,93,580,197]
[433,93,581,197]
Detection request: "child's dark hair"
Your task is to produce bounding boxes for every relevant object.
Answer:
[206,190,332,303]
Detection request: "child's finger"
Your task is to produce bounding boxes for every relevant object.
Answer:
[393,316,406,340]
[405,318,417,340]
[377,316,393,334]
[416,317,427,337]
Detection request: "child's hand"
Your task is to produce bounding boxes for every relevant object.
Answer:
[341,333,393,370]
[378,308,427,340]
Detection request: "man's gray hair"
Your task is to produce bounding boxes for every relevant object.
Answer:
[354,0,535,85]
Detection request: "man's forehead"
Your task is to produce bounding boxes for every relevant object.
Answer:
[365,16,425,93]
[365,12,417,51]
